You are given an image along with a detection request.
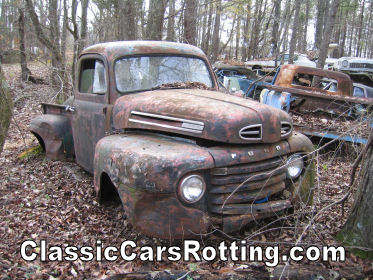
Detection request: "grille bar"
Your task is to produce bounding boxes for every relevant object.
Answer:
[350,63,373,69]
[208,157,287,215]
[210,199,290,215]
[209,173,286,194]
[209,182,285,205]
[211,166,286,185]
[211,157,284,176]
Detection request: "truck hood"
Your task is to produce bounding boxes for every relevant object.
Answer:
[112,89,293,144]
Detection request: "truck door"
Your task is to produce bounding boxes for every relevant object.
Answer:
[72,55,109,173]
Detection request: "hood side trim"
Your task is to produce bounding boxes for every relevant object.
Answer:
[129,111,204,134]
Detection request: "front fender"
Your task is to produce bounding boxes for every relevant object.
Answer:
[286,132,315,205]
[29,114,74,160]
[93,133,215,239]
[94,133,215,194]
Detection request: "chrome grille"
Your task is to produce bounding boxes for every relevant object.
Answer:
[239,124,262,140]
[209,157,287,215]
[350,63,373,69]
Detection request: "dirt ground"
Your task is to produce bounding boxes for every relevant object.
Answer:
[0,63,372,279]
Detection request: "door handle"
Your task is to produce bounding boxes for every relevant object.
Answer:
[65,105,76,112]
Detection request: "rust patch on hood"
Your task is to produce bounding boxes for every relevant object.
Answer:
[113,89,292,144]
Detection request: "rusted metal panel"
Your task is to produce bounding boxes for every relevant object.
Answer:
[92,132,314,238]
[274,64,353,96]
[220,200,292,232]
[82,41,208,63]
[94,133,215,194]
[118,185,210,239]
[93,133,215,239]
[207,140,290,168]
[29,114,74,160]
[113,89,293,144]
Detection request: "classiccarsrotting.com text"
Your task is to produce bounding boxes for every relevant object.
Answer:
[20,239,345,267]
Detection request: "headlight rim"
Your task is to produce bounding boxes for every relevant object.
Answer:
[178,173,206,204]
[286,153,305,179]
[342,60,349,67]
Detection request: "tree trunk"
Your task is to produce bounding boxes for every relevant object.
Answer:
[314,0,327,51]
[68,0,79,83]
[18,7,32,82]
[119,0,137,41]
[210,0,222,62]
[247,0,263,59]
[0,65,12,155]
[235,16,241,60]
[145,0,167,40]
[301,0,310,53]
[201,1,212,55]
[241,3,250,61]
[183,0,197,45]
[355,0,365,57]
[288,0,301,64]
[338,132,373,259]
[315,0,340,70]
[279,0,294,53]
[26,0,65,98]
[61,0,68,67]
[78,0,89,54]
[271,0,281,59]
[166,0,176,41]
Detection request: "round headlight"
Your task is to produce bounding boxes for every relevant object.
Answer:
[286,154,304,179]
[179,174,206,203]
[342,60,349,67]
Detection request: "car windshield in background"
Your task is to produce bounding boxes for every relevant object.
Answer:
[115,56,213,92]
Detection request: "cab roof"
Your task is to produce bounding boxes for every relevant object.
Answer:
[81,41,207,61]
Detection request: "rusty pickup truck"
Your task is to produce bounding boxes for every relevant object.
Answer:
[260,64,373,144]
[30,41,314,239]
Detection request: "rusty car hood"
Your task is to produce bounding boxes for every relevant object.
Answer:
[112,89,292,144]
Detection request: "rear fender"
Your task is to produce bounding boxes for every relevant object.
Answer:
[29,114,74,160]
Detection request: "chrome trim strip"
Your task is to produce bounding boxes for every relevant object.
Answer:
[280,121,293,137]
[239,124,262,140]
[181,122,204,130]
[131,111,204,126]
[128,118,203,134]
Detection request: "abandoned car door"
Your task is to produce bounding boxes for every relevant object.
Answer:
[72,55,109,173]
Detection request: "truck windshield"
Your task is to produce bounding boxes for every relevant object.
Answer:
[115,56,213,92]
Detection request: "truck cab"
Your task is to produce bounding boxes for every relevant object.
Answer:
[30,41,315,239]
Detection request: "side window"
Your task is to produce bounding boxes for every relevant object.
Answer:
[79,59,107,94]
[353,87,365,98]
[366,88,373,98]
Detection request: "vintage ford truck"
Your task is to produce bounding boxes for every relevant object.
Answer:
[30,41,314,239]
